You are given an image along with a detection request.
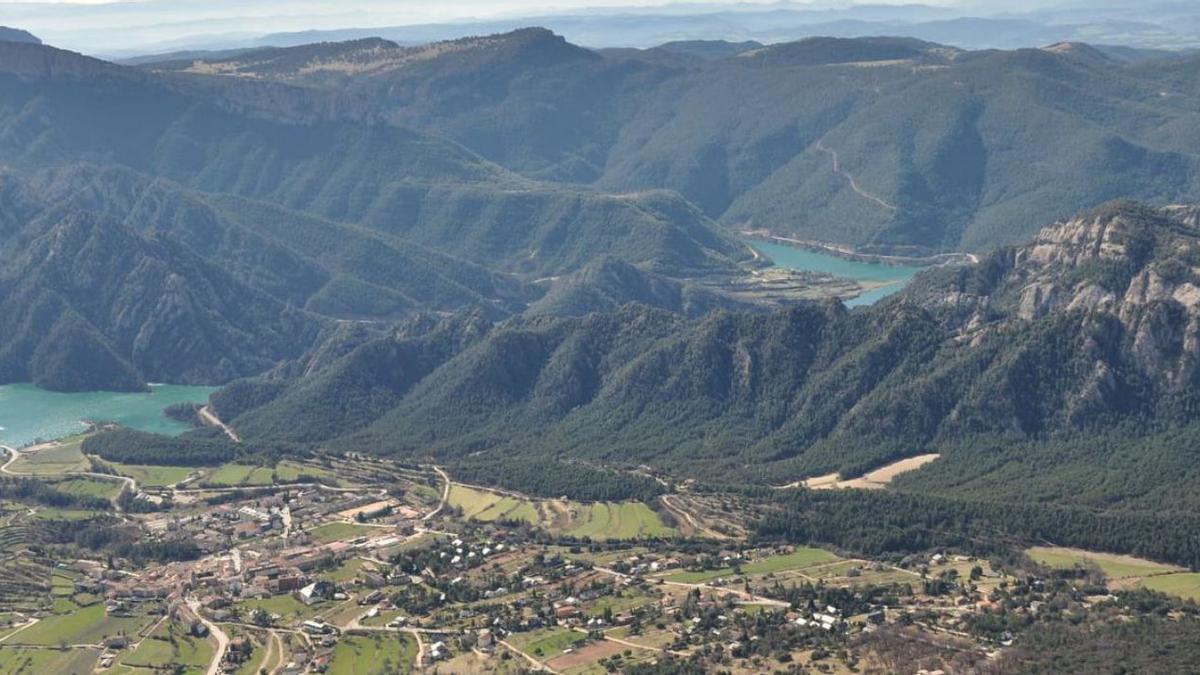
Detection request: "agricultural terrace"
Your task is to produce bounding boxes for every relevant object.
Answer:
[663,546,841,584]
[447,484,673,539]
[4,438,90,475]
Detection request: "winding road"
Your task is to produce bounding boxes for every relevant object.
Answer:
[816,138,898,213]
[187,596,230,675]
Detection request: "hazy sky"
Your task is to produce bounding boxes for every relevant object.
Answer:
[0,0,1100,55]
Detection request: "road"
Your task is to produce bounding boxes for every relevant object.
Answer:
[594,566,788,607]
[660,494,725,540]
[199,405,240,442]
[187,597,230,675]
[815,138,898,213]
[571,626,687,657]
[1,444,137,510]
[422,466,450,521]
[499,639,558,673]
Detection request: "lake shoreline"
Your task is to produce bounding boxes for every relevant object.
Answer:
[740,230,978,267]
[0,383,216,448]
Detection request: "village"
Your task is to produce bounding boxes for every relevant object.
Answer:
[0,441,1194,675]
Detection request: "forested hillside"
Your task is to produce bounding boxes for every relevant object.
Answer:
[212,202,1200,512]
[0,39,757,390]
[146,30,1200,255]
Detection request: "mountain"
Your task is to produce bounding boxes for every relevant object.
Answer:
[215,201,1200,511]
[0,206,322,391]
[0,39,769,391]
[0,27,39,45]
[0,40,751,279]
[147,30,1200,256]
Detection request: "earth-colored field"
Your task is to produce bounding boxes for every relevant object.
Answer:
[801,454,941,490]
[544,638,630,674]
[664,546,840,584]
[1027,546,1185,579]
[328,634,416,675]
[510,627,586,661]
[448,485,673,540]
[5,439,90,476]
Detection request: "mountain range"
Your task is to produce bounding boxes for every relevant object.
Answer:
[212,200,1200,512]
[0,38,758,390]
[142,29,1200,256]
[4,21,1200,551]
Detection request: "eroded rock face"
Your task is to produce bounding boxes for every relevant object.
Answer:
[912,201,1200,401]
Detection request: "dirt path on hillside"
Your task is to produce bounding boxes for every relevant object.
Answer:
[816,138,898,213]
[199,406,240,442]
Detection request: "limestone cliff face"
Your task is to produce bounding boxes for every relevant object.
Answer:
[914,201,1200,392]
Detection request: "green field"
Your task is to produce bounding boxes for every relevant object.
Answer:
[106,463,198,488]
[1027,547,1184,579]
[6,439,89,476]
[31,508,106,521]
[0,646,100,674]
[321,558,369,584]
[236,594,327,621]
[206,461,337,487]
[52,477,122,501]
[1140,573,1200,602]
[328,634,416,675]
[564,502,673,540]
[510,627,586,661]
[308,522,378,544]
[117,620,214,674]
[664,547,840,583]
[11,603,155,646]
[449,485,672,539]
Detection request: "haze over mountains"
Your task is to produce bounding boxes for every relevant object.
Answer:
[5,17,1200,518]
[8,1,1200,57]
[142,28,1200,255]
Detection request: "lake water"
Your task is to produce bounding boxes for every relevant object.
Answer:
[747,239,922,307]
[0,383,216,448]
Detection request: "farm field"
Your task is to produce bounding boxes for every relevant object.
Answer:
[1027,547,1185,579]
[52,477,122,501]
[509,627,586,662]
[448,485,673,540]
[237,594,332,622]
[327,634,415,675]
[663,546,840,584]
[5,439,90,476]
[11,603,155,646]
[0,646,99,674]
[206,461,339,487]
[1140,573,1200,602]
[307,522,379,544]
[564,502,673,539]
[545,637,654,674]
[105,463,198,488]
[116,620,214,674]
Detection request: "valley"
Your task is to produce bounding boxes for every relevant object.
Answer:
[3,11,1200,673]
[0,417,1197,674]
